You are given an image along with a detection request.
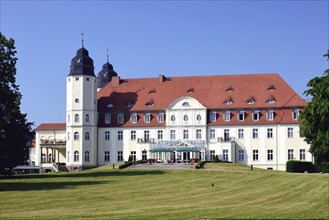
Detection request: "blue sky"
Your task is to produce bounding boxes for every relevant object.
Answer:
[1,0,328,127]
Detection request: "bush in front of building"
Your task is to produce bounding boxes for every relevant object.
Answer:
[286,160,315,173]
[315,162,329,173]
[118,161,133,169]
[214,155,220,163]
[195,160,205,169]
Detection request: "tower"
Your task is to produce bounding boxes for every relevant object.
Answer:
[97,49,118,90]
[66,46,98,171]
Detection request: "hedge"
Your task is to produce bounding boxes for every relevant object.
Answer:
[195,160,205,169]
[315,162,329,173]
[118,161,133,169]
[286,160,314,173]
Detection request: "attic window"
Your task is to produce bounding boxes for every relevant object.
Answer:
[186,87,194,93]
[225,86,234,92]
[267,85,275,91]
[145,101,154,107]
[246,99,255,104]
[107,104,114,108]
[149,89,156,94]
[266,99,276,104]
[224,100,233,105]
[126,103,133,108]
[182,102,190,107]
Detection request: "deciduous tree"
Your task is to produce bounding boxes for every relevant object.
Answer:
[300,51,329,165]
[0,32,34,174]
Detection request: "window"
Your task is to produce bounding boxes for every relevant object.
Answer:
[253,150,259,161]
[223,150,229,161]
[105,131,110,141]
[131,151,136,161]
[67,151,70,163]
[85,132,90,140]
[157,113,164,123]
[267,128,273,139]
[67,132,70,141]
[210,129,215,139]
[75,77,79,81]
[85,114,90,122]
[252,111,260,121]
[300,149,305,160]
[74,132,79,140]
[266,99,276,104]
[267,110,274,121]
[238,150,244,161]
[196,129,202,139]
[105,114,111,124]
[144,130,150,142]
[75,98,79,103]
[288,128,294,138]
[68,114,70,123]
[170,130,176,140]
[171,115,176,122]
[104,151,110,162]
[288,149,294,160]
[41,153,46,163]
[246,99,255,104]
[131,113,137,123]
[210,111,216,122]
[86,77,90,81]
[131,130,136,140]
[74,150,79,162]
[117,151,123,162]
[183,115,189,122]
[142,150,147,160]
[267,150,273,161]
[252,128,258,139]
[182,102,190,106]
[224,100,232,105]
[224,129,230,141]
[183,130,189,139]
[157,130,163,140]
[196,114,202,121]
[210,150,215,161]
[118,131,123,140]
[238,111,245,121]
[292,109,300,120]
[85,151,90,162]
[224,111,231,121]
[144,113,151,123]
[75,113,79,122]
[118,114,124,124]
[238,129,244,139]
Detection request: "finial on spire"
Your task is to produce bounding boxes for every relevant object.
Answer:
[81,32,84,48]
[106,49,109,63]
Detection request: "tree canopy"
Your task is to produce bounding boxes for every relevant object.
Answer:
[0,32,34,174]
[300,51,329,164]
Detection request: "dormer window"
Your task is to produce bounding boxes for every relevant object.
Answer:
[224,100,233,105]
[252,110,260,121]
[107,103,114,108]
[210,111,217,122]
[157,113,164,123]
[292,109,300,120]
[238,111,245,121]
[117,114,124,124]
[224,111,231,121]
[105,113,111,124]
[131,113,137,124]
[186,87,194,93]
[266,99,276,104]
[126,103,133,108]
[246,99,255,104]
[144,113,151,123]
[145,101,154,107]
[225,86,234,92]
[267,110,274,121]
[267,85,275,91]
[182,102,190,107]
[149,89,156,94]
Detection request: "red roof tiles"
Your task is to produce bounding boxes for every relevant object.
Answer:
[35,123,66,131]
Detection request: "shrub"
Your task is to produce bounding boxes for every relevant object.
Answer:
[195,160,205,169]
[315,162,329,173]
[118,161,133,169]
[286,160,314,173]
[214,155,220,163]
[128,155,133,162]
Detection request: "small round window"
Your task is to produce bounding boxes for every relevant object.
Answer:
[197,114,201,121]
[171,115,176,122]
[75,98,79,103]
[183,115,188,121]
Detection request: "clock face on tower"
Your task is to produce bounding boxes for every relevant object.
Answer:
[76,58,81,63]
[103,72,108,77]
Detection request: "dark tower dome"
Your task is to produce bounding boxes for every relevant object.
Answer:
[69,47,95,76]
[97,60,118,89]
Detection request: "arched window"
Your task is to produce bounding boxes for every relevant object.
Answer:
[171,115,176,122]
[41,153,46,163]
[183,115,188,121]
[48,153,52,163]
[74,132,79,140]
[75,114,79,122]
[196,114,202,121]
[85,132,90,140]
[85,114,90,122]
[74,151,79,162]
[85,151,90,162]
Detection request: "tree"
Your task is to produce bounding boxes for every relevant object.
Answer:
[0,32,34,174]
[300,50,329,165]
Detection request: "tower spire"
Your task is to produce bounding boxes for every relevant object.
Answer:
[106,48,109,63]
[81,32,84,48]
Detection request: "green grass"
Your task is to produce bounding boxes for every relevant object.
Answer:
[0,164,328,219]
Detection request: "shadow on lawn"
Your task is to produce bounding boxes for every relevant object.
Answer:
[0,180,109,192]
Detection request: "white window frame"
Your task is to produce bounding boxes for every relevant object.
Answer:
[183,129,189,139]
[267,128,273,139]
[252,128,258,139]
[85,151,90,162]
[170,130,176,140]
[288,149,294,160]
[210,111,216,122]
[74,132,79,140]
[105,131,110,141]
[144,113,151,123]
[85,132,90,140]
[118,114,124,124]
[238,111,245,121]
[288,127,294,138]
[300,149,305,160]
[157,113,164,123]
[105,113,111,124]
[267,110,274,121]
[238,129,244,139]
[117,151,123,162]
[75,113,79,123]
[131,113,137,124]
[157,130,163,140]
[223,150,229,161]
[104,151,110,162]
[131,130,136,140]
[74,150,79,162]
[267,149,273,161]
[196,129,202,139]
[252,110,260,121]
[210,129,215,139]
[118,131,123,140]
[85,114,90,123]
[253,150,259,161]
[224,111,231,122]
[292,109,300,120]
[238,150,244,161]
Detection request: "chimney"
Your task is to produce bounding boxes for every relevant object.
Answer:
[112,76,120,86]
[159,74,166,83]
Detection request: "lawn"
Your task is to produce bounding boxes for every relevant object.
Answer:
[0,163,328,219]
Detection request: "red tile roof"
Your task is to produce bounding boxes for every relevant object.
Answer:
[35,123,66,131]
[97,73,306,127]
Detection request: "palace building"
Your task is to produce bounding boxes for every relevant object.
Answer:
[29,46,312,171]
